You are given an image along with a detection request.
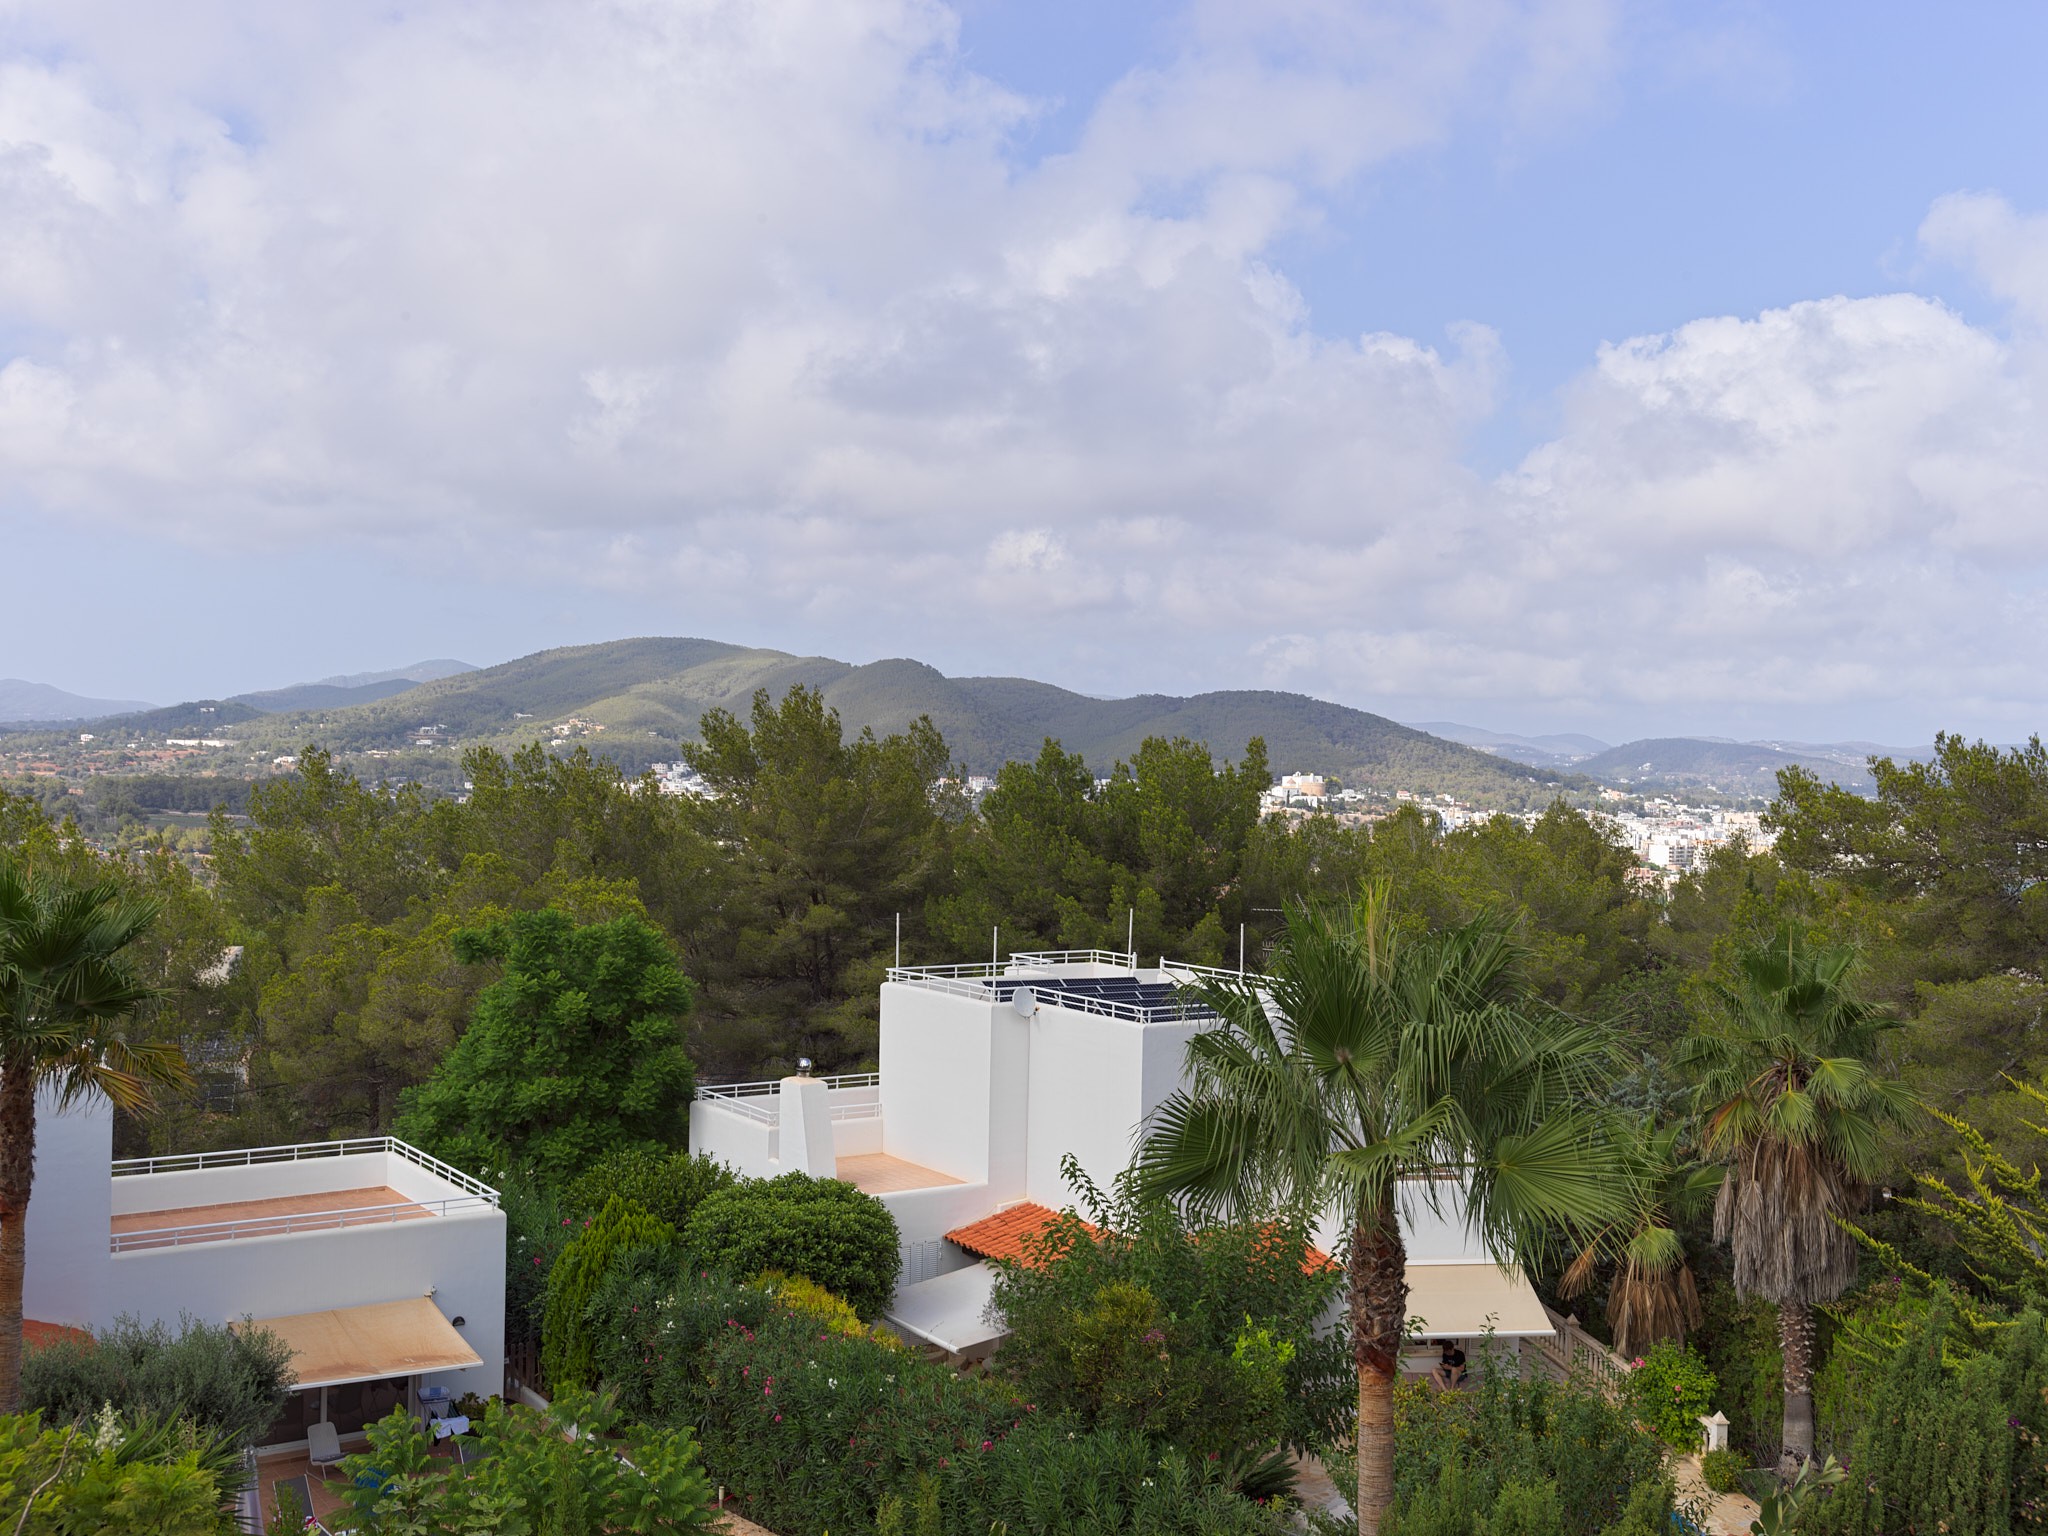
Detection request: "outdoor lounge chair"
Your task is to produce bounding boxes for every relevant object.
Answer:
[307,1420,345,1480]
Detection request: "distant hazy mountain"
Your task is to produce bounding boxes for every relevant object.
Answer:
[1573,737,1926,797]
[1405,721,1611,768]
[0,679,154,723]
[181,637,1582,804]
[233,660,479,714]
[313,660,477,690]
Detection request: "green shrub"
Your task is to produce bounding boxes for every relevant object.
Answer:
[339,1389,714,1533]
[681,1171,900,1319]
[541,1195,676,1390]
[1622,1339,1717,1451]
[1806,1292,2048,1536]
[21,1314,294,1448]
[1693,1277,1782,1462]
[1344,1365,1670,1536]
[498,1171,571,1343]
[564,1146,735,1228]
[693,1308,1287,1535]
[1698,1447,1745,1494]
[753,1269,903,1349]
[987,1176,1349,1471]
[582,1257,1288,1534]
[587,1250,775,1426]
[0,1408,237,1534]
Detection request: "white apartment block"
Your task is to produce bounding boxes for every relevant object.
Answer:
[25,1089,505,1454]
[690,949,1553,1368]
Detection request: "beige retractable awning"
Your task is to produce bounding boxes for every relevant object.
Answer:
[241,1297,481,1389]
[1405,1263,1554,1339]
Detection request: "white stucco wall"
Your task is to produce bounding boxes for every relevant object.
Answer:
[1020,1006,1202,1208]
[877,983,993,1183]
[690,1101,776,1174]
[103,1207,507,1400]
[22,1089,113,1331]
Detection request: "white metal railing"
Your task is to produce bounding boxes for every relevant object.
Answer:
[885,960,1219,1025]
[1007,948,1139,968]
[695,1073,883,1125]
[111,1135,501,1204]
[111,1192,494,1253]
[1160,958,1261,984]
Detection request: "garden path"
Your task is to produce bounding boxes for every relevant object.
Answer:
[1673,1454,1761,1536]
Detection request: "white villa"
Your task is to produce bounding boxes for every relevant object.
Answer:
[690,948,1556,1369]
[24,1088,506,1457]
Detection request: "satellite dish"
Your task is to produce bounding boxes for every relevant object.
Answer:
[1010,986,1036,1018]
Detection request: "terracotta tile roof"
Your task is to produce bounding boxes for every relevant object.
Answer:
[23,1320,92,1349]
[1248,1223,1338,1276]
[946,1202,1100,1267]
[946,1204,1337,1276]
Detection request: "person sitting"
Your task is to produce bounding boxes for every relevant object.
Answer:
[1429,1340,1467,1391]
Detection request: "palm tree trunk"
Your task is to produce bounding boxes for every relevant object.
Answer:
[1351,1192,1409,1536]
[0,1053,38,1415]
[1779,1299,1816,1471]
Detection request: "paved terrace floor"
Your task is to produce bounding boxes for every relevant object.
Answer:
[835,1154,962,1194]
[112,1186,431,1248]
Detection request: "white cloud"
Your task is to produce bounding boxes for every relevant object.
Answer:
[0,3,2045,739]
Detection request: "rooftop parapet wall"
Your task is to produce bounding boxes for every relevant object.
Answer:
[110,1139,498,1220]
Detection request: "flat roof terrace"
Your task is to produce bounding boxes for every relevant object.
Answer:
[108,1137,499,1252]
[112,1187,434,1250]
[835,1153,962,1195]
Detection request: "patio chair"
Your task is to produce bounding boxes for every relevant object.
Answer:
[307,1420,345,1481]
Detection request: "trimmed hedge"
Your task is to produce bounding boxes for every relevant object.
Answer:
[563,1146,735,1229]
[680,1171,900,1320]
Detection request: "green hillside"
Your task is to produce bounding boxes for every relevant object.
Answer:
[1576,737,1879,798]
[202,637,1577,801]
[7,638,1587,805]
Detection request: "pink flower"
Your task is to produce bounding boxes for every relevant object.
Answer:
[980,1440,992,1451]
[774,1413,782,1423]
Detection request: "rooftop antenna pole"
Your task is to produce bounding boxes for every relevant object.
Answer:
[895,912,901,969]
[1127,908,1134,967]
[1239,922,1246,975]
[993,925,999,971]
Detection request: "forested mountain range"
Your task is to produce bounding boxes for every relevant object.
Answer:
[10,637,1583,805]
[4,637,1933,801]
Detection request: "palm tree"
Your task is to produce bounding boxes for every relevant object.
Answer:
[1133,889,1620,1536]
[1557,1119,1721,1358]
[0,858,190,1412]
[1678,925,1918,1471]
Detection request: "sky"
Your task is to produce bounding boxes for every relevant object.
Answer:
[3,0,2046,746]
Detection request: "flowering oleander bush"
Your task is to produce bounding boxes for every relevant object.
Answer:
[584,1252,1291,1534]
[1622,1340,1718,1452]
[694,1308,1288,1535]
